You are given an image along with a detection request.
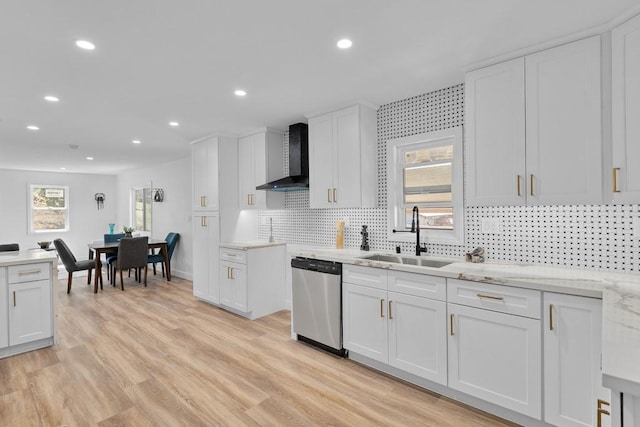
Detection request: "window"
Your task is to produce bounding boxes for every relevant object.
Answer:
[387,127,463,245]
[29,184,69,233]
[133,187,152,232]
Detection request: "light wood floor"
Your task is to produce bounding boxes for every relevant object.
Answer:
[0,271,519,426]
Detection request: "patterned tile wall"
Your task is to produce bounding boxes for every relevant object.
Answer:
[258,84,639,272]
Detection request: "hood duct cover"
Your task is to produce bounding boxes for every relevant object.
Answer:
[256,122,309,191]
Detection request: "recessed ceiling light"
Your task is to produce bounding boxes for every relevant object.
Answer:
[169,121,179,127]
[75,40,95,50]
[86,156,94,160]
[26,125,40,131]
[60,167,66,170]
[132,139,141,144]
[44,95,59,102]
[337,39,353,49]
[234,89,247,97]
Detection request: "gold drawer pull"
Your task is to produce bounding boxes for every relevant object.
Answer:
[380,299,384,318]
[327,189,332,203]
[516,174,521,196]
[477,293,504,301]
[13,291,16,307]
[388,300,393,320]
[530,174,534,196]
[18,269,41,276]
[549,304,554,331]
[450,313,454,336]
[597,399,610,427]
[333,188,337,203]
[613,168,621,193]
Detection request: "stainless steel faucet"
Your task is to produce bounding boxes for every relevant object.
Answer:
[412,206,427,256]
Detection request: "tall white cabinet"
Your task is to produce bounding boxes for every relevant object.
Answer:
[307,104,378,208]
[465,36,602,206]
[191,136,238,304]
[543,293,611,427]
[238,128,284,210]
[612,14,640,203]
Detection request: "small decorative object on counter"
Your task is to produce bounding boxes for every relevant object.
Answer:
[108,223,115,234]
[465,247,485,263]
[335,220,345,249]
[268,217,275,243]
[360,225,370,251]
[122,226,134,238]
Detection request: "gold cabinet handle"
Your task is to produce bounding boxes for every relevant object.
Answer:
[201,216,207,227]
[18,269,41,276]
[250,194,254,205]
[247,194,251,205]
[517,174,521,196]
[333,188,337,203]
[597,399,610,427]
[477,293,504,301]
[13,291,16,307]
[450,313,454,336]
[388,300,393,320]
[203,196,207,207]
[230,267,234,280]
[549,304,554,331]
[327,189,332,203]
[200,196,205,207]
[380,299,384,318]
[530,174,534,196]
[613,168,621,193]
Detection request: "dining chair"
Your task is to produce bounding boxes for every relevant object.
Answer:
[113,236,148,291]
[103,233,125,282]
[0,243,19,252]
[53,238,97,294]
[148,232,179,277]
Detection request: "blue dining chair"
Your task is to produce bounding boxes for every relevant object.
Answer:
[104,233,125,283]
[148,232,179,277]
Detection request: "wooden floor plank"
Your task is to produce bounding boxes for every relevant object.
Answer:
[0,271,518,426]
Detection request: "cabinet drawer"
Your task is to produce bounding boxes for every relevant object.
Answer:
[8,263,51,284]
[219,248,247,264]
[448,279,540,319]
[343,265,387,290]
[388,271,446,301]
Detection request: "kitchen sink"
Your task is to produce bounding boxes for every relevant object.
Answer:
[359,254,452,268]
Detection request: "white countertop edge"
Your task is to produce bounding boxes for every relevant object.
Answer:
[220,241,286,250]
[0,250,58,267]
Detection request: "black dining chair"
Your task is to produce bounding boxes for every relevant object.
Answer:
[53,238,97,294]
[113,236,148,291]
[0,243,19,252]
[148,232,179,277]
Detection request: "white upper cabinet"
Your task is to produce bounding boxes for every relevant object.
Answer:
[192,137,220,211]
[238,128,284,210]
[465,36,602,206]
[307,103,378,208]
[465,58,526,206]
[612,14,640,203]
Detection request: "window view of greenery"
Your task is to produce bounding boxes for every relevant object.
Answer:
[135,188,152,232]
[31,185,69,232]
[402,144,454,230]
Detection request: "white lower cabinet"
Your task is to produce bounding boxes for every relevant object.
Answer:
[448,302,542,419]
[342,266,448,386]
[9,280,52,346]
[543,293,611,427]
[192,213,220,304]
[219,260,247,312]
[0,267,7,349]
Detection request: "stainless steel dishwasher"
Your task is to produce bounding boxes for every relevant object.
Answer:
[291,257,345,356]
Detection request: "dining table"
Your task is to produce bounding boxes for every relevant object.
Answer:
[88,238,170,293]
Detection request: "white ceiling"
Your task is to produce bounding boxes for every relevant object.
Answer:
[1,0,637,175]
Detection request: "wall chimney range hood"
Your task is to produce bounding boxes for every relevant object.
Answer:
[256,122,309,192]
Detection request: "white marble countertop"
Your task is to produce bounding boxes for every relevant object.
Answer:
[0,250,57,267]
[220,240,286,250]
[290,246,640,396]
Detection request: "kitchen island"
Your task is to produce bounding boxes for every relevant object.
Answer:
[0,249,57,359]
[291,247,640,427]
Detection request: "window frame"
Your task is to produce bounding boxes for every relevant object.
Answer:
[132,186,152,233]
[29,184,70,234]
[386,127,464,246]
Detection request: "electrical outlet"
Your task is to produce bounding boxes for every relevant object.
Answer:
[343,216,350,227]
[481,218,500,234]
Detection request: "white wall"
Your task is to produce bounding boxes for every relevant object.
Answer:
[0,169,117,259]
[116,157,192,279]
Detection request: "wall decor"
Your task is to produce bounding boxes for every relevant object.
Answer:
[153,188,164,202]
[94,192,105,210]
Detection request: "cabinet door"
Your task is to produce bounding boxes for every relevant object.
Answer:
[448,303,541,419]
[309,113,335,208]
[465,58,526,206]
[9,280,52,346]
[193,213,220,304]
[0,267,7,349]
[333,105,361,208]
[544,293,610,427]
[343,283,388,363]
[220,262,247,312]
[388,292,447,385]
[192,139,219,211]
[612,15,640,202]
[238,134,256,209]
[525,36,602,205]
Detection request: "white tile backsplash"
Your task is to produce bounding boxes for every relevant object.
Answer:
[258,83,638,272]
